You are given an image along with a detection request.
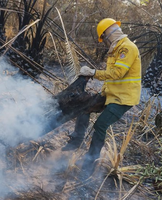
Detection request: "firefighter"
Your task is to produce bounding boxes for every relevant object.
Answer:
[79,18,141,171]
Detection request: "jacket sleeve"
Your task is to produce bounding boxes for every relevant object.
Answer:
[94,44,137,81]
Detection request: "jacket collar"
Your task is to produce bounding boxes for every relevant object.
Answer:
[109,36,128,55]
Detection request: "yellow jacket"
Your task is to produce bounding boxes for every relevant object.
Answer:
[94,37,141,106]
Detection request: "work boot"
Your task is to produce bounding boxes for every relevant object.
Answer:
[62,134,83,151]
[62,113,90,151]
[81,132,104,175]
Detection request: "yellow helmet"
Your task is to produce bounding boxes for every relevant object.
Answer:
[97,18,121,42]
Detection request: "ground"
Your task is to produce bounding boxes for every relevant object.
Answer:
[1,108,159,200]
[0,60,162,200]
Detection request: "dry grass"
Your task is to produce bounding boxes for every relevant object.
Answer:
[1,6,162,198]
[93,97,162,199]
[3,94,162,200]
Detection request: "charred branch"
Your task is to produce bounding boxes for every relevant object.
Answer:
[43,76,105,135]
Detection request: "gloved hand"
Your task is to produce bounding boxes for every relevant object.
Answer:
[80,66,96,77]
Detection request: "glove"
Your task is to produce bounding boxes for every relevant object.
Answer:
[80,66,95,77]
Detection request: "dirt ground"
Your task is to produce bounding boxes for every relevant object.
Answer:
[0,63,161,200]
[1,108,159,200]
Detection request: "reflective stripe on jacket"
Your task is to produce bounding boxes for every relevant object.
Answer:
[94,37,141,106]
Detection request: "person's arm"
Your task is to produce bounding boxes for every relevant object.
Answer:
[94,45,138,81]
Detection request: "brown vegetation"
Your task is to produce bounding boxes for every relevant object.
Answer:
[1,0,162,200]
[3,0,162,73]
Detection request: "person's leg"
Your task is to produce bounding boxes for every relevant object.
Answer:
[82,104,132,170]
[62,113,90,151]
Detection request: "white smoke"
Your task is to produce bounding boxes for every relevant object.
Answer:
[0,58,57,146]
[0,57,62,198]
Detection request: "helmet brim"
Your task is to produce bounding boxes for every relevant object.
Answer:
[98,38,103,42]
[116,21,121,27]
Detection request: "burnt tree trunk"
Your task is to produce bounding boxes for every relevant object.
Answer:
[43,76,106,135]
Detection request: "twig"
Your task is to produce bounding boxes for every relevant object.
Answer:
[120,181,140,200]
[32,146,44,161]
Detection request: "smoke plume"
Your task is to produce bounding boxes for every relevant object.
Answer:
[0,58,58,146]
[0,57,62,198]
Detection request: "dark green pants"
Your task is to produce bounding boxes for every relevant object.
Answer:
[94,103,132,140]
